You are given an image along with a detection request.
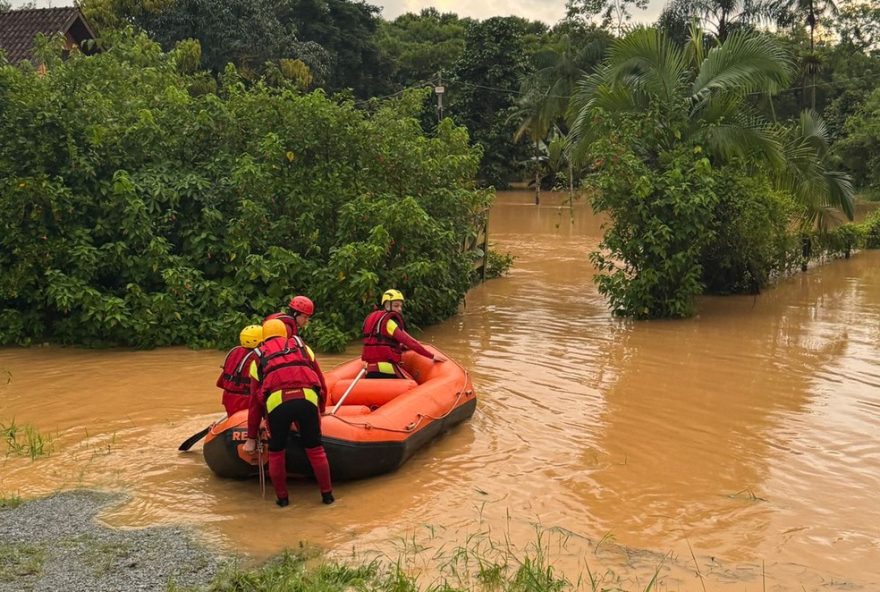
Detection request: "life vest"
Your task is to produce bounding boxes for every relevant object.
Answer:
[217,347,255,395]
[263,312,298,337]
[253,335,321,411]
[362,310,406,364]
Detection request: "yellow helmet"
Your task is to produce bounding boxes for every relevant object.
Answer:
[381,289,405,305]
[261,318,288,340]
[239,324,263,348]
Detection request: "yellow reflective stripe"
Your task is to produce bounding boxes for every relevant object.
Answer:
[249,359,259,380]
[305,346,316,362]
[266,390,283,413]
[266,388,319,413]
[303,388,318,407]
[377,362,396,375]
[386,319,398,334]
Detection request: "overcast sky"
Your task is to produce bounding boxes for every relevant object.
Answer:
[8,0,667,26]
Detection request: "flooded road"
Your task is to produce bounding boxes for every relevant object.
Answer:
[2,191,879,590]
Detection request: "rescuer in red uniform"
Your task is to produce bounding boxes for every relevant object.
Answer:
[361,289,445,379]
[216,324,263,416]
[242,302,334,507]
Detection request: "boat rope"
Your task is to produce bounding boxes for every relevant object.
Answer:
[257,423,268,498]
[257,441,266,499]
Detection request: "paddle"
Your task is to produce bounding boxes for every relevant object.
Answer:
[329,366,367,415]
[177,427,210,451]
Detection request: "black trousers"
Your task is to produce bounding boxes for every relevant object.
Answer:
[267,398,322,452]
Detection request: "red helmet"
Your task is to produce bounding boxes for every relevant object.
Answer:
[289,295,314,316]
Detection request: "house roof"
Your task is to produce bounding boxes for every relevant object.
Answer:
[0,7,95,63]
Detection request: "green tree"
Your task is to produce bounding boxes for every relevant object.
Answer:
[833,0,880,52]
[376,8,473,88]
[569,27,852,316]
[836,87,880,192]
[0,31,490,349]
[140,0,304,73]
[79,0,331,80]
[281,0,392,97]
[449,16,540,187]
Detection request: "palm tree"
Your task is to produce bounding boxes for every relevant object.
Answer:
[657,0,780,42]
[778,110,855,268]
[569,25,792,165]
[569,25,853,219]
[772,0,839,109]
[510,83,555,205]
[518,28,611,198]
[567,25,854,314]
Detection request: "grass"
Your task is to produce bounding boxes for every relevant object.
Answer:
[167,527,670,592]
[0,493,23,510]
[1,418,54,460]
[0,543,45,580]
[81,538,133,577]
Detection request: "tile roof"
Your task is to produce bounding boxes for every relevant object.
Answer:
[0,7,92,63]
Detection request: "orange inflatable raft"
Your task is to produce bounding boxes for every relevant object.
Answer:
[203,346,476,481]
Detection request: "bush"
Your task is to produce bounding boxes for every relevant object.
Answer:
[0,31,490,350]
[700,170,800,295]
[862,209,880,249]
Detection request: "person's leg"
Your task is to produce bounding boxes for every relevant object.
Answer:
[267,401,296,506]
[292,400,334,504]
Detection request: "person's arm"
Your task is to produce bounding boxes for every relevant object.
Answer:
[306,345,328,414]
[386,319,444,361]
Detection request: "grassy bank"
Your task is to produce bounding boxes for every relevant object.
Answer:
[168,531,665,592]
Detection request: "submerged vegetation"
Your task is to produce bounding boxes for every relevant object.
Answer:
[1,420,54,460]
[168,530,670,592]
[0,31,498,351]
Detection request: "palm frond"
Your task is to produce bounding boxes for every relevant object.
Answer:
[567,68,608,145]
[796,109,830,158]
[700,116,786,167]
[604,27,690,107]
[776,111,855,222]
[691,31,793,102]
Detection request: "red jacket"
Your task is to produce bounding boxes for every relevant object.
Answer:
[361,309,433,364]
[216,346,256,416]
[247,335,328,438]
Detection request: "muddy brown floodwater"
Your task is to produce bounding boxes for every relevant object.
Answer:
[2,191,878,590]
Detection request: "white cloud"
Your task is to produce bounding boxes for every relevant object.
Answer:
[376,0,667,25]
[7,0,667,28]
[377,0,566,24]
[8,0,70,7]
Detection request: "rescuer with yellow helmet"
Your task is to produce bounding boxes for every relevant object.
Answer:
[242,302,334,506]
[361,289,446,378]
[216,324,263,416]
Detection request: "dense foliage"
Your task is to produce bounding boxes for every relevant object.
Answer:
[570,27,855,317]
[4,0,880,328]
[588,115,719,318]
[447,17,541,187]
[376,9,473,89]
[0,32,491,350]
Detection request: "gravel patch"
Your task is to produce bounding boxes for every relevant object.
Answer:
[0,490,225,592]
